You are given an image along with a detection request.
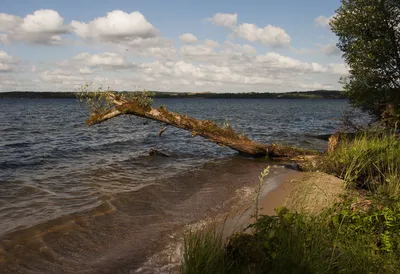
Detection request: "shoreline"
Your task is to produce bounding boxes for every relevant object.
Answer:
[205,169,345,247]
[134,166,302,273]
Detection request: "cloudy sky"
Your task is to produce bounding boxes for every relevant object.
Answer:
[0,0,344,93]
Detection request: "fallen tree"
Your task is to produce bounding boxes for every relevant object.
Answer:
[80,90,315,159]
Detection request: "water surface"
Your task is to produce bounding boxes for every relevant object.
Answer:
[0,98,351,273]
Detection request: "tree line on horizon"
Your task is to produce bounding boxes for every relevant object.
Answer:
[0,89,346,99]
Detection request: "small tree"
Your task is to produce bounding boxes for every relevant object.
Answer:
[331,0,400,126]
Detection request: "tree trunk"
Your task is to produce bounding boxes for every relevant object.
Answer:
[85,92,314,159]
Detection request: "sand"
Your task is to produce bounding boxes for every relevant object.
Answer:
[258,171,345,216]
[222,169,345,235]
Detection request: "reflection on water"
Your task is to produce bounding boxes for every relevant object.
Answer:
[0,98,354,273]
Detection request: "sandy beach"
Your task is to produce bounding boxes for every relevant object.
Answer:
[259,171,344,216]
[226,169,345,232]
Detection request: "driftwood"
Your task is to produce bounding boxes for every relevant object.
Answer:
[85,92,314,158]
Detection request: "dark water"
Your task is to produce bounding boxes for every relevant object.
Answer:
[0,98,351,273]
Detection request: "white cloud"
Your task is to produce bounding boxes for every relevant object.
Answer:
[328,63,348,75]
[0,10,70,45]
[140,60,283,86]
[40,69,85,83]
[71,10,158,41]
[179,33,198,43]
[179,41,253,64]
[0,50,18,72]
[291,47,315,55]
[181,44,215,57]
[223,41,256,55]
[0,13,21,31]
[293,43,341,56]
[0,77,16,84]
[21,10,66,33]
[254,52,327,73]
[79,67,92,74]
[0,63,13,72]
[37,68,132,90]
[0,34,8,44]
[233,23,291,47]
[73,52,130,68]
[204,39,220,48]
[208,13,238,28]
[97,35,176,59]
[318,43,341,56]
[70,11,175,60]
[299,83,333,90]
[0,50,15,63]
[57,52,137,72]
[180,40,220,57]
[207,13,290,48]
[314,14,335,27]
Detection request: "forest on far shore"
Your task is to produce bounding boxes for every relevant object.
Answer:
[0,89,345,99]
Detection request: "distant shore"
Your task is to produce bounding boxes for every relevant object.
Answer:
[0,90,346,100]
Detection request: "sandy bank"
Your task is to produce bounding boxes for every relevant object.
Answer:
[259,171,345,216]
[226,170,345,232]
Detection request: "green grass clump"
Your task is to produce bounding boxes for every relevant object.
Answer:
[322,130,400,196]
[181,225,229,274]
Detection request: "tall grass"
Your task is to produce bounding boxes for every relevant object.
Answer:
[182,202,400,274]
[181,225,230,274]
[254,166,270,221]
[322,130,400,196]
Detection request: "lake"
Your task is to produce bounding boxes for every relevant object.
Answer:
[0,98,352,273]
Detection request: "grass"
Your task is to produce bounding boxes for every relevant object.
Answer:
[181,225,228,274]
[321,130,400,196]
[181,129,400,273]
[182,200,400,273]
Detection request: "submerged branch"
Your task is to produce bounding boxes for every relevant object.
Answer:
[158,126,167,136]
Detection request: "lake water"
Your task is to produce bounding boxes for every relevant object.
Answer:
[0,98,352,273]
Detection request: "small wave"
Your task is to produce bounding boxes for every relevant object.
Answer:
[3,141,32,148]
[0,200,116,238]
[0,158,47,170]
[19,184,59,196]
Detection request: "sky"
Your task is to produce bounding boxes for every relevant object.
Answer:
[0,0,345,93]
